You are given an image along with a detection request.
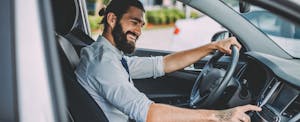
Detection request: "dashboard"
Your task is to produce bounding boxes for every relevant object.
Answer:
[134,50,300,122]
[243,52,300,122]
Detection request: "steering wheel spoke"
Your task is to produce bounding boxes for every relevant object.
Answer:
[189,46,239,108]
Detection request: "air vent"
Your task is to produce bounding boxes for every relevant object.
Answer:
[258,78,280,106]
[215,63,227,69]
[282,95,300,119]
[265,78,279,95]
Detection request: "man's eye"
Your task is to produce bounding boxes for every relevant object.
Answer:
[131,21,138,25]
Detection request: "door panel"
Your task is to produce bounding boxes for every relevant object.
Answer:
[134,70,197,106]
[131,48,197,106]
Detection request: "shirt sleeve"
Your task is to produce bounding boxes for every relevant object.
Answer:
[126,56,165,79]
[87,56,153,122]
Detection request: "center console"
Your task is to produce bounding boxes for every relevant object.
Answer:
[252,78,300,122]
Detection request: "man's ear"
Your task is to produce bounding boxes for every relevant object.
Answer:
[106,12,117,29]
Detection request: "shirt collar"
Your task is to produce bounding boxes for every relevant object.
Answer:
[97,36,124,60]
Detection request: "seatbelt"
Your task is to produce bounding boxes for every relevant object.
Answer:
[120,57,131,82]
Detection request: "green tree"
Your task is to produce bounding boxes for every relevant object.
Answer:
[102,0,110,5]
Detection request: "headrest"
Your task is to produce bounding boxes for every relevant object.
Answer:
[51,0,78,35]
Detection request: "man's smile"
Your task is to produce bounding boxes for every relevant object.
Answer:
[127,32,138,42]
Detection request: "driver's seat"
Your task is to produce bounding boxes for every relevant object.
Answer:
[56,34,108,122]
[51,0,108,121]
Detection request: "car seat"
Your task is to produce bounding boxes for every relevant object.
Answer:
[51,0,108,121]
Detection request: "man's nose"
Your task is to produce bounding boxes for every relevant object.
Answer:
[133,25,142,36]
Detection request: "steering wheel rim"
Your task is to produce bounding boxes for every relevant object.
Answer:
[189,46,239,108]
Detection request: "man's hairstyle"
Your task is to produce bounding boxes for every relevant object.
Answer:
[98,0,145,27]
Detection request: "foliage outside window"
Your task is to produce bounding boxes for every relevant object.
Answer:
[146,8,184,25]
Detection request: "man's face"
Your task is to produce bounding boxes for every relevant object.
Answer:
[112,6,145,54]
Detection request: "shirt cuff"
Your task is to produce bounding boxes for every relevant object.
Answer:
[138,99,153,122]
[153,56,165,78]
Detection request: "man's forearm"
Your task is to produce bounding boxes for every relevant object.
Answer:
[147,103,217,122]
[163,43,216,73]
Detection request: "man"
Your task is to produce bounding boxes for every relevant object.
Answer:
[75,0,261,121]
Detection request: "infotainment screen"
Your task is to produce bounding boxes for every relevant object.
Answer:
[270,85,298,113]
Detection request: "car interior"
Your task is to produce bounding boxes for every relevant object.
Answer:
[51,0,300,122]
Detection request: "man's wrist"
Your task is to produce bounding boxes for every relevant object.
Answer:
[208,41,218,52]
[197,110,219,122]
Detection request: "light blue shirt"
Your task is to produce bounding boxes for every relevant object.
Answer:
[75,36,165,122]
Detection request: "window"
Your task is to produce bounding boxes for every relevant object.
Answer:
[222,0,300,58]
[87,1,225,52]
[137,3,224,52]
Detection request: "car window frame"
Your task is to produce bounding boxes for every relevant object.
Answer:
[12,0,67,121]
[0,0,18,121]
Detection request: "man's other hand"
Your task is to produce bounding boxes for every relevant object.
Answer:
[212,104,261,122]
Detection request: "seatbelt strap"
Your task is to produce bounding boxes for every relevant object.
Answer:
[120,57,131,82]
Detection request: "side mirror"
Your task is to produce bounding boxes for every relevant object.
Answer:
[239,1,250,13]
[211,31,230,42]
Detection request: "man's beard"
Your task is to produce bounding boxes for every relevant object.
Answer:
[112,22,138,54]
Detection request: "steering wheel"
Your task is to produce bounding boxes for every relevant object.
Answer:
[189,45,239,108]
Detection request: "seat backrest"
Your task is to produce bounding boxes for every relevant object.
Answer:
[56,34,108,122]
[64,27,95,56]
[57,35,80,69]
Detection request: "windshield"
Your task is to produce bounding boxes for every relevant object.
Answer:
[243,7,300,58]
[223,0,300,58]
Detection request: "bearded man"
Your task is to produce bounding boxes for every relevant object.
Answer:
[75,0,261,121]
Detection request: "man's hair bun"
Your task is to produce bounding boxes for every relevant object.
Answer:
[98,6,106,16]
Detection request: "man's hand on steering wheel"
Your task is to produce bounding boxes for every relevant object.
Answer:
[189,36,243,108]
[212,37,242,54]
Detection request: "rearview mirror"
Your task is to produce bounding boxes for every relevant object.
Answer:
[239,1,250,13]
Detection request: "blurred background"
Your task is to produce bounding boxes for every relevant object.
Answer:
[85,0,238,51]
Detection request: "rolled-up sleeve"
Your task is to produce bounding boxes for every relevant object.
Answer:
[87,58,153,122]
[126,56,165,79]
